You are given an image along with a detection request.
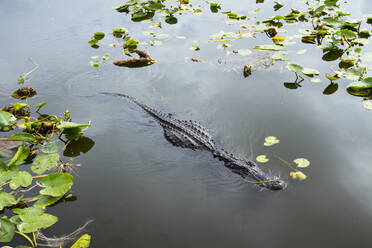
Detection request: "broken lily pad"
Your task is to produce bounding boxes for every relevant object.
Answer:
[290,171,307,181]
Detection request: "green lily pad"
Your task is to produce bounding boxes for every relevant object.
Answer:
[0,216,15,242]
[294,158,310,168]
[302,67,319,77]
[264,136,280,146]
[256,155,269,163]
[323,83,338,95]
[17,213,58,233]
[9,171,32,190]
[57,121,90,129]
[40,173,73,197]
[71,234,91,248]
[0,111,16,131]
[286,63,303,72]
[31,153,60,175]
[346,78,372,97]
[32,195,61,208]
[0,192,18,211]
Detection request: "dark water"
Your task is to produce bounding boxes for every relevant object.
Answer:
[1,0,372,247]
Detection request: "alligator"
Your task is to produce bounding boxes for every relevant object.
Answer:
[102,93,286,190]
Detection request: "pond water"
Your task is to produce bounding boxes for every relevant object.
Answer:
[1,0,372,247]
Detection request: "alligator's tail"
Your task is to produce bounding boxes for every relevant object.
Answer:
[100,92,160,118]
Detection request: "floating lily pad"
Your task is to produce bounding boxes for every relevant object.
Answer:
[31,153,60,175]
[17,213,58,233]
[302,67,319,77]
[0,216,15,242]
[264,136,280,146]
[254,45,282,51]
[294,158,310,168]
[40,173,73,197]
[362,99,372,110]
[346,78,372,97]
[256,155,269,163]
[71,234,91,248]
[286,63,303,72]
[0,111,16,131]
[9,171,32,190]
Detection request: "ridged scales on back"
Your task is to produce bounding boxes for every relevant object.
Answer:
[102,92,286,191]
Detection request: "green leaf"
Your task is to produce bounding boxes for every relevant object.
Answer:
[33,101,47,109]
[32,195,61,208]
[90,61,100,67]
[41,141,61,154]
[57,121,90,129]
[0,216,15,242]
[40,173,73,197]
[0,111,16,131]
[13,207,44,216]
[286,63,303,73]
[301,67,320,77]
[322,50,343,61]
[7,144,30,167]
[344,67,366,81]
[70,234,91,248]
[62,127,84,140]
[0,192,18,211]
[6,133,35,142]
[256,155,269,163]
[273,1,284,11]
[12,102,29,112]
[264,136,280,146]
[93,32,105,40]
[347,79,372,97]
[165,15,177,24]
[294,158,310,168]
[31,153,60,175]
[210,3,221,13]
[17,213,58,233]
[189,44,200,51]
[9,171,32,190]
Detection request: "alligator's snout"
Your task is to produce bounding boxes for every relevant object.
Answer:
[267,180,287,191]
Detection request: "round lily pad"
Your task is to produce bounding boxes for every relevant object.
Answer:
[294,158,310,168]
[256,155,269,163]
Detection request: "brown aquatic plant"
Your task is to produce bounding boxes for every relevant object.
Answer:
[11,87,37,99]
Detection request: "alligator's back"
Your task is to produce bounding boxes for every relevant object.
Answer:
[101,92,216,151]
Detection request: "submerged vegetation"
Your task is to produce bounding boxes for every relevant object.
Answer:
[0,64,94,247]
[89,0,372,110]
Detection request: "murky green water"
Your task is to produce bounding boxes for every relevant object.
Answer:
[1,0,372,247]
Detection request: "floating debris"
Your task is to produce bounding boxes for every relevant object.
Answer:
[113,49,155,68]
[11,87,37,99]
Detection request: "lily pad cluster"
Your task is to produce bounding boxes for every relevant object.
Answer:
[256,136,310,182]
[0,73,94,246]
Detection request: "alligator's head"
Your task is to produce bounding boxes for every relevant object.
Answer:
[243,160,286,190]
[214,149,287,191]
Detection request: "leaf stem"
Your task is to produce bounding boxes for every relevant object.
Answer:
[15,231,35,247]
